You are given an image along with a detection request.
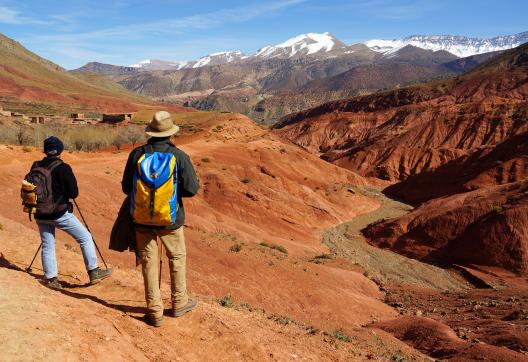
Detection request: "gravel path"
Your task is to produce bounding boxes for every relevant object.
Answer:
[323,186,470,291]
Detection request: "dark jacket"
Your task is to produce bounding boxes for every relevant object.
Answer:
[121,137,199,229]
[109,196,135,252]
[33,156,77,220]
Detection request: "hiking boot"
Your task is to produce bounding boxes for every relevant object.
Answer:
[144,314,163,327]
[88,267,113,285]
[43,277,63,290]
[169,298,198,317]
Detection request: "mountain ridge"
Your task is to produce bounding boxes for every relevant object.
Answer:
[80,31,528,72]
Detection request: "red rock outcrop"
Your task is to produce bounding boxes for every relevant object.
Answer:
[364,181,528,275]
[373,316,527,361]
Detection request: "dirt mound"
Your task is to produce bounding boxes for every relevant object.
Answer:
[364,181,528,275]
[273,43,528,182]
[372,316,527,361]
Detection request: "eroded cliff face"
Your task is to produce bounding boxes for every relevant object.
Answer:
[274,43,528,278]
[274,44,528,185]
[364,181,528,275]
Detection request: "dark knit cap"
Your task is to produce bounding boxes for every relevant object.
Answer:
[44,136,64,156]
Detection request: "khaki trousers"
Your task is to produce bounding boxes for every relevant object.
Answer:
[135,226,189,318]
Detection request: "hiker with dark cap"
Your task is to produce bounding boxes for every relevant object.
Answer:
[122,111,200,327]
[26,136,113,289]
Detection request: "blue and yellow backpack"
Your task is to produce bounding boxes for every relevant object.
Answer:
[131,144,178,226]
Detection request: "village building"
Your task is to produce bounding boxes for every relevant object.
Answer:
[70,113,85,119]
[71,119,87,125]
[30,116,46,124]
[102,113,133,124]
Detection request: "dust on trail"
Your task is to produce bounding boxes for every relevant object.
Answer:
[323,186,470,291]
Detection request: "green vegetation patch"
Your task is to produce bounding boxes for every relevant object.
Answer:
[332,329,351,342]
[217,294,234,308]
[229,243,243,253]
[309,253,332,264]
[259,242,288,254]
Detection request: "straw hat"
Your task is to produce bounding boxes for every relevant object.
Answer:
[145,111,180,137]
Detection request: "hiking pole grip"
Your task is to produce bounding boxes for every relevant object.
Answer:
[73,199,109,269]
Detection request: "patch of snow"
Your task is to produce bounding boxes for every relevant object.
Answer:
[256,32,341,59]
[365,32,528,57]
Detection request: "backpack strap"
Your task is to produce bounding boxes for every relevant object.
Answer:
[144,144,154,154]
[47,159,63,172]
[45,159,66,207]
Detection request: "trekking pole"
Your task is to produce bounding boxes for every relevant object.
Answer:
[26,243,42,273]
[159,242,163,288]
[73,199,109,269]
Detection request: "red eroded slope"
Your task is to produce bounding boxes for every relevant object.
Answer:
[364,181,528,275]
[385,129,528,204]
[0,113,395,333]
[0,33,189,113]
[274,43,528,183]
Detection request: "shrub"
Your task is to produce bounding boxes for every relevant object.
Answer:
[229,243,243,253]
[332,329,351,342]
[310,254,332,264]
[0,223,3,230]
[201,157,210,163]
[392,354,405,362]
[112,134,128,151]
[270,314,293,325]
[126,126,145,146]
[217,294,234,308]
[240,177,250,184]
[16,127,32,145]
[259,242,288,254]
[22,146,32,153]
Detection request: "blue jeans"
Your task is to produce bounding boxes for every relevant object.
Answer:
[37,211,98,279]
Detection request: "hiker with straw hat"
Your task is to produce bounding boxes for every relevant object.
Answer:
[121,111,200,327]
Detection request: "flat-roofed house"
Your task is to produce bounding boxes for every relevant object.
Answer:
[102,113,133,125]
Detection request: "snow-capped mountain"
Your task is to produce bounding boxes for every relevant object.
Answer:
[365,32,528,57]
[124,31,528,71]
[129,52,246,70]
[255,32,346,59]
[130,59,189,70]
[191,51,247,68]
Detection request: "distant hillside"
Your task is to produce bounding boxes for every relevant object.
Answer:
[71,31,524,124]
[75,47,499,124]
[0,33,180,114]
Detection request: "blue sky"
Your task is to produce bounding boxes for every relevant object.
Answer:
[0,0,526,69]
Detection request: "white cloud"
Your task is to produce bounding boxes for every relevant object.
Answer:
[0,5,50,25]
[20,0,307,68]
[28,0,306,42]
